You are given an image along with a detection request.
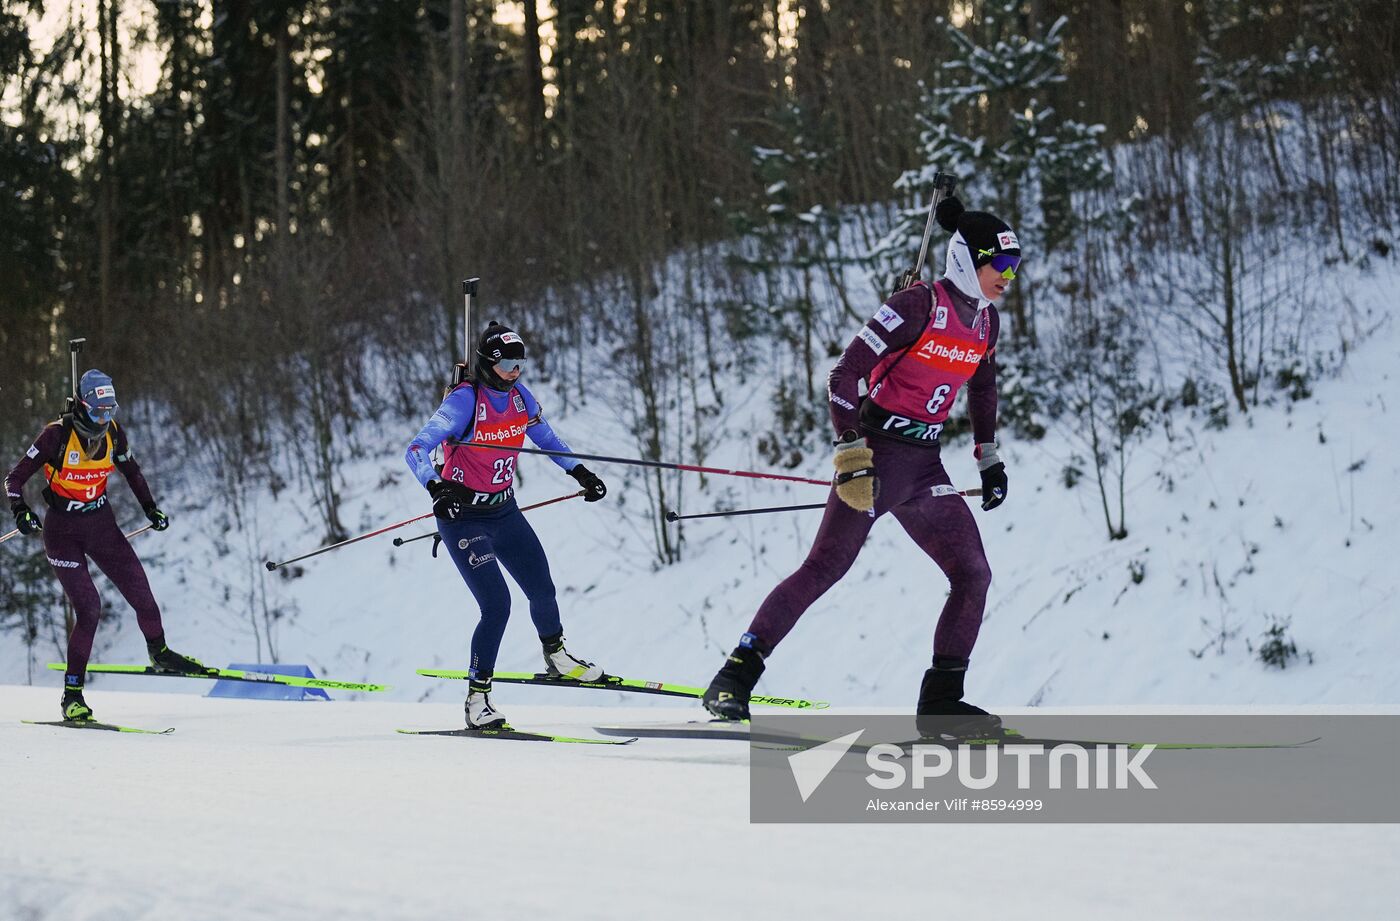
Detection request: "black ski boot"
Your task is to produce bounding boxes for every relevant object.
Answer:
[702,635,769,721]
[916,655,1002,740]
[61,679,93,722]
[148,642,218,676]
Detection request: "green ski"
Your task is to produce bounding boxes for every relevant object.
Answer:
[24,719,174,735]
[48,662,390,693]
[416,669,828,710]
[397,727,637,745]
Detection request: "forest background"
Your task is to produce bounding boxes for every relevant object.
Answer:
[2,0,1398,651]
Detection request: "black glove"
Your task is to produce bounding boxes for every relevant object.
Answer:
[12,503,41,535]
[427,479,465,520]
[568,464,607,502]
[144,505,170,531]
[979,463,1008,511]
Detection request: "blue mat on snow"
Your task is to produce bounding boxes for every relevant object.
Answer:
[206,663,331,701]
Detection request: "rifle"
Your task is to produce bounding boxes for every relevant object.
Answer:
[891,171,958,296]
[452,277,480,387]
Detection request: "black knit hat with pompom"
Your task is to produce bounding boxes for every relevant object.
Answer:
[473,320,526,390]
[935,195,1021,267]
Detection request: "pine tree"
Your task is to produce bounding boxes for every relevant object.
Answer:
[727,103,850,467]
[868,1,1116,332]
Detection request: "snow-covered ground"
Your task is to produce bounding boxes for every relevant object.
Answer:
[4,255,1394,713]
[1,215,1396,921]
[3,687,1398,921]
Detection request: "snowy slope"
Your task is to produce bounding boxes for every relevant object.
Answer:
[3,688,1398,921]
[1,251,1396,715]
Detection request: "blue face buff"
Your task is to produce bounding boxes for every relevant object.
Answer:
[82,402,118,425]
[78,370,119,425]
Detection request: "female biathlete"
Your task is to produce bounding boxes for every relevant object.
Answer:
[5,369,215,721]
[703,196,1020,736]
[405,322,609,729]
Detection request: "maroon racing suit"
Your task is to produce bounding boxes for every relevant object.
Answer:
[5,420,167,679]
[746,279,1000,660]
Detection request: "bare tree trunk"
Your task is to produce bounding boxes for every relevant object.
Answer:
[523,0,546,160]
[98,0,117,322]
[1085,378,1118,539]
[1219,193,1248,414]
[628,269,677,566]
[275,14,290,258]
[795,0,829,114]
[1257,104,1289,192]
[801,265,815,401]
[446,0,467,362]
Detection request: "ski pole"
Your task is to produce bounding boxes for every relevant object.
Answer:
[665,502,828,522]
[265,512,434,571]
[664,487,983,523]
[391,490,585,547]
[3,521,155,545]
[448,441,831,487]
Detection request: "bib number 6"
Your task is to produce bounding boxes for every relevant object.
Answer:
[925,384,952,415]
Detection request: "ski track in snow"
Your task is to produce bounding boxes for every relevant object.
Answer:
[2,688,1398,921]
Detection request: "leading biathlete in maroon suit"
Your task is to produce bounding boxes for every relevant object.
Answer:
[703,196,1021,735]
[5,370,215,722]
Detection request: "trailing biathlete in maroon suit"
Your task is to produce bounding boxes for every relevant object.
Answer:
[702,196,1022,735]
[5,370,215,722]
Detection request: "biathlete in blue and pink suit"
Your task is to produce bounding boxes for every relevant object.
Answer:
[703,196,1021,736]
[5,370,217,723]
[405,322,609,729]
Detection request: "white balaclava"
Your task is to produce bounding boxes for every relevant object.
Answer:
[936,196,1021,308]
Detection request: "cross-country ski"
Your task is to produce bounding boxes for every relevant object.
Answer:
[396,726,637,745]
[48,662,391,694]
[419,668,828,709]
[22,718,174,735]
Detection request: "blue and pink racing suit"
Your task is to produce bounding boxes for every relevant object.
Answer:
[404,381,580,678]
